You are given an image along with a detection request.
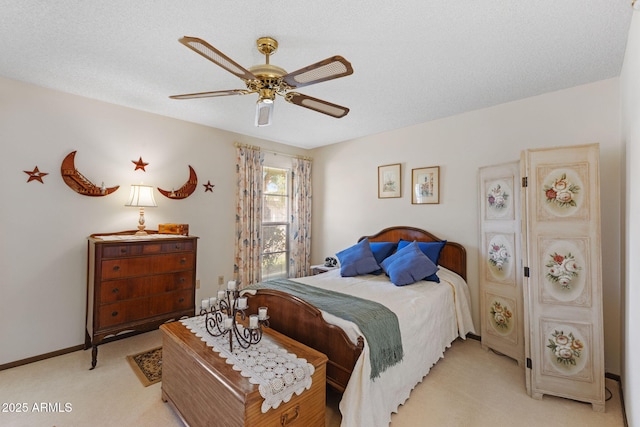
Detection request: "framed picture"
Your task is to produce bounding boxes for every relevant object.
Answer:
[378,163,401,198]
[412,166,440,204]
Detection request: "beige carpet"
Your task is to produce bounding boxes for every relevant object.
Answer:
[126,347,162,387]
[0,330,626,426]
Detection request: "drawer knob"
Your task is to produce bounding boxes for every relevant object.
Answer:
[179,277,185,283]
[112,288,119,294]
[175,244,181,249]
[280,405,300,426]
[112,265,120,271]
[120,248,126,253]
[111,311,118,317]
[178,298,185,303]
[180,258,186,265]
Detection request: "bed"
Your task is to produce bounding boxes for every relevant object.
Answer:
[242,226,475,426]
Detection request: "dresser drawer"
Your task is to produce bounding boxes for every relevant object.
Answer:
[101,240,195,258]
[101,244,144,258]
[98,289,193,329]
[99,271,194,303]
[101,253,195,279]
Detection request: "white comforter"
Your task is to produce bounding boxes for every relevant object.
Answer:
[292,267,476,427]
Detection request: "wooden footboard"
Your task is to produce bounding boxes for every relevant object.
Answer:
[244,289,364,393]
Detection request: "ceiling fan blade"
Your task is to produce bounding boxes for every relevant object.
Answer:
[285,92,349,118]
[282,56,353,89]
[170,89,251,100]
[179,36,257,82]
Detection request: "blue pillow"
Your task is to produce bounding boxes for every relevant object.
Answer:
[397,239,446,265]
[380,242,439,286]
[384,240,441,283]
[425,272,440,283]
[335,238,381,277]
[369,242,398,264]
[397,239,445,282]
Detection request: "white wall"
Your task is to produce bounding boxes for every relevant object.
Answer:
[311,78,623,375]
[621,10,640,427]
[0,71,628,398]
[0,76,309,365]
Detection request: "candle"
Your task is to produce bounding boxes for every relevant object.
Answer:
[237,297,247,310]
[217,290,226,300]
[201,299,210,310]
[258,306,268,320]
[249,314,259,329]
[209,297,217,308]
[224,316,233,330]
[227,280,237,291]
[237,324,244,335]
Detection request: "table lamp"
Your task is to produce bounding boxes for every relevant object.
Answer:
[125,184,157,235]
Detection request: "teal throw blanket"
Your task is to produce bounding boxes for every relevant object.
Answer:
[244,279,403,379]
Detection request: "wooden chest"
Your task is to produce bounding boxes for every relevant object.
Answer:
[85,231,198,369]
[160,321,327,427]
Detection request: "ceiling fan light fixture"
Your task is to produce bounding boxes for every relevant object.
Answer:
[255,97,274,127]
[172,36,353,126]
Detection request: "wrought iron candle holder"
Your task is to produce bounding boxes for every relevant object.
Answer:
[200,285,269,352]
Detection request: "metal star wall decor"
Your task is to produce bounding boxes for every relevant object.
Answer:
[24,166,49,183]
[203,180,215,192]
[132,157,149,171]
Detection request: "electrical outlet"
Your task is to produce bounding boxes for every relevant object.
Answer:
[218,275,224,286]
[196,279,200,289]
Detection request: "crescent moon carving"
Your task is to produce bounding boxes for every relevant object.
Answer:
[61,151,119,196]
[158,165,198,199]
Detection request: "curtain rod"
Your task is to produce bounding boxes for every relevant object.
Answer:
[234,142,313,161]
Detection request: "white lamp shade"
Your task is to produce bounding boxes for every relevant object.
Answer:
[125,185,157,207]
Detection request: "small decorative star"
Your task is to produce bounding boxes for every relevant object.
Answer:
[132,157,149,171]
[24,166,49,183]
[203,181,215,192]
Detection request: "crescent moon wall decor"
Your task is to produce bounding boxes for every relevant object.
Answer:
[157,165,198,199]
[61,151,119,196]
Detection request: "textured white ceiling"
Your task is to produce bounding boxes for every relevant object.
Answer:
[0,1,633,149]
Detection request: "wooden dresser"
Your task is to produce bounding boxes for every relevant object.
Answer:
[160,321,327,427]
[85,231,198,369]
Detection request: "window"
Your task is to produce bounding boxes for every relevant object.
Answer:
[262,166,290,280]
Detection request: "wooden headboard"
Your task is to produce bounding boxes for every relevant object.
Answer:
[358,226,467,280]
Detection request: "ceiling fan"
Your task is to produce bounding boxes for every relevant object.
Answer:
[170,36,354,127]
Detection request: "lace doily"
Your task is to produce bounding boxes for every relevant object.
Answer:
[95,234,189,241]
[180,316,314,413]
